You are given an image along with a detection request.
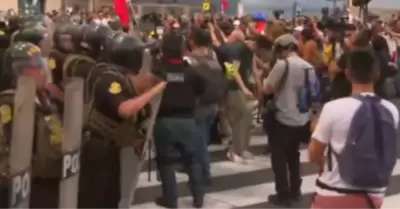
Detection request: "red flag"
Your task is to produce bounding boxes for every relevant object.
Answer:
[221,0,229,12]
[114,0,130,27]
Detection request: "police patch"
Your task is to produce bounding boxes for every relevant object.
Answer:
[0,105,12,124]
[109,82,122,94]
[27,46,40,56]
[45,115,63,144]
[203,2,210,11]
[48,58,56,70]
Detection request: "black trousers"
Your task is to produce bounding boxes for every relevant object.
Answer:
[0,178,60,208]
[265,117,307,196]
[30,178,60,208]
[0,183,8,208]
[78,136,121,208]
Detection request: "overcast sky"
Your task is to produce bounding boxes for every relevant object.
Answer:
[242,0,400,10]
[238,0,400,16]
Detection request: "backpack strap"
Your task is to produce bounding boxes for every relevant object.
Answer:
[304,68,313,109]
[274,59,290,98]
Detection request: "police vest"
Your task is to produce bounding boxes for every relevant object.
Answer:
[0,90,63,179]
[62,54,96,83]
[86,67,151,155]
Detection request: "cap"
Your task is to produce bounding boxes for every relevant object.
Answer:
[253,12,267,21]
[274,33,298,47]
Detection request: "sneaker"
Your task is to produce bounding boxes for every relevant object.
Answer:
[227,151,244,163]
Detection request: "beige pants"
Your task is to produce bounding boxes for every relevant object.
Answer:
[224,90,253,155]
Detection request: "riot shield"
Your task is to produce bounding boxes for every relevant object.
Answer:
[119,50,163,208]
[8,76,36,208]
[58,78,84,209]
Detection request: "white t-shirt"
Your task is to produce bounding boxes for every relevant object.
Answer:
[312,93,399,197]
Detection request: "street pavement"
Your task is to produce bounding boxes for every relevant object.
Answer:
[130,126,400,209]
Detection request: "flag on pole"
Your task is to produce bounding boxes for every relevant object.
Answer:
[114,0,130,27]
[221,0,229,13]
[237,0,244,17]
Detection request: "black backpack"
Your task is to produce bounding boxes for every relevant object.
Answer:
[186,51,227,105]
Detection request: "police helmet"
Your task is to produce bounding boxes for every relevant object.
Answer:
[108,33,145,74]
[81,23,113,53]
[13,21,47,46]
[2,41,45,86]
[53,23,83,53]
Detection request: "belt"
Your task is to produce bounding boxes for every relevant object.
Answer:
[316,179,382,194]
[86,131,116,146]
[316,179,380,209]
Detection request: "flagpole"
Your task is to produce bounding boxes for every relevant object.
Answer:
[126,0,138,30]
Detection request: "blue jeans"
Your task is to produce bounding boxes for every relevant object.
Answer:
[195,106,218,183]
[153,117,204,206]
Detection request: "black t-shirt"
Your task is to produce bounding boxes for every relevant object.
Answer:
[214,44,238,90]
[331,52,352,99]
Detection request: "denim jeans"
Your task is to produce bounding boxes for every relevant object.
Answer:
[153,117,204,206]
[195,105,218,183]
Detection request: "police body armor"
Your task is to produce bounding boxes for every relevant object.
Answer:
[86,65,150,155]
[0,90,63,179]
[62,54,96,82]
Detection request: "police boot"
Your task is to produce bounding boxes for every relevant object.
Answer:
[289,178,303,201]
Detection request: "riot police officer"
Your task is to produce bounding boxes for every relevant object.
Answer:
[79,32,166,208]
[60,23,106,83]
[12,18,51,55]
[0,42,64,208]
[47,23,84,108]
[12,19,65,115]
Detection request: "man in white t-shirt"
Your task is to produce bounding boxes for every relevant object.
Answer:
[309,49,399,208]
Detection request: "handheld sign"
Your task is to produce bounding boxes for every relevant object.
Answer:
[9,76,36,208]
[119,50,164,208]
[203,2,211,12]
[58,78,84,209]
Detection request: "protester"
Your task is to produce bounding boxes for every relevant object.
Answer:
[0,2,399,208]
[309,49,399,208]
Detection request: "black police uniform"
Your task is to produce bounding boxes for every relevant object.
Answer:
[152,31,206,208]
[78,33,150,208]
[0,42,64,208]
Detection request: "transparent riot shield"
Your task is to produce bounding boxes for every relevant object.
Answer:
[8,76,36,208]
[58,78,84,209]
[119,50,164,208]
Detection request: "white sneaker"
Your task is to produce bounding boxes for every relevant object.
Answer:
[227,151,244,163]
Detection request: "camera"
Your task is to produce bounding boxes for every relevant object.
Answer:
[352,0,371,7]
[318,16,356,31]
[273,9,284,19]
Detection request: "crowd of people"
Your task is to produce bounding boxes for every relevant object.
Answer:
[0,1,399,208]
